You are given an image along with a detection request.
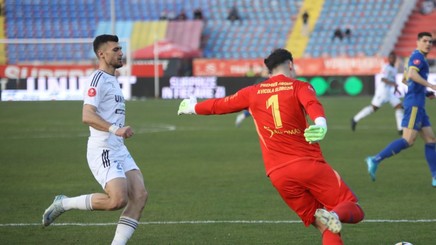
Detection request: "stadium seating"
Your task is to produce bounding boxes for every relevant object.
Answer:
[2,0,413,63]
[395,0,436,59]
[202,0,301,59]
[305,0,403,57]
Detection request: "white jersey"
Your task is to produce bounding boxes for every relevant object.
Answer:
[377,63,397,94]
[372,63,401,107]
[83,70,126,148]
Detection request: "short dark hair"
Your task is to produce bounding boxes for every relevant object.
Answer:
[417,32,432,40]
[93,34,119,56]
[264,49,293,73]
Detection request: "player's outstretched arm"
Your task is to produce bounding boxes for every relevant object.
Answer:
[178,96,197,115]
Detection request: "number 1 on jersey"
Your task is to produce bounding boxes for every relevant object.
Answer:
[266,94,283,128]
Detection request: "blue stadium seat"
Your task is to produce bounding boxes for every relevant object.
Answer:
[3,0,406,61]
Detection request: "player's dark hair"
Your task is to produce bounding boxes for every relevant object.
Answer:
[417,32,432,40]
[93,34,119,57]
[388,51,396,57]
[264,48,293,73]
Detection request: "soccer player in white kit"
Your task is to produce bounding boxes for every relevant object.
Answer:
[42,35,148,245]
[351,52,404,135]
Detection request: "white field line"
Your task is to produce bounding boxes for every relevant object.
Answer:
[2,219,436,227]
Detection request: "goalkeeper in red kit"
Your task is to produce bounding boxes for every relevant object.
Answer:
[178,49,364,245]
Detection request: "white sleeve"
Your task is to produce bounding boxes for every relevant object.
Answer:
[83,71,104,107]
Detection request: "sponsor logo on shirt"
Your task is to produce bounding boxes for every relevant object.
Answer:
[264,126,301,138]
[114,95,125,103]
[115,109,125,115]
[413,59,421,65]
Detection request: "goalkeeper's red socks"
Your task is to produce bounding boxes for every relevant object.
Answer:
[322,230,343,245]
[333,201,365,224]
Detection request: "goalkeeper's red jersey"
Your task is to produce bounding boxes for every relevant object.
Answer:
[195,74,326,176]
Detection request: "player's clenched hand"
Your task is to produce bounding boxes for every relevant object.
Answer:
[304,125,327,143]
[116,126,134,139]
[178,96,197,115]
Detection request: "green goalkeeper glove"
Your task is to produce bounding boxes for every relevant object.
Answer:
[177,96,197,115]
[304,125,327,143]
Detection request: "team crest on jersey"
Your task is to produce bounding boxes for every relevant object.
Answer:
[413,59,421,65]
[88,88,96,97]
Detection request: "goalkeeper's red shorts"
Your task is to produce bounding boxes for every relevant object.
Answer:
[268,159,358,227]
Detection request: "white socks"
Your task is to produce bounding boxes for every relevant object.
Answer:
[60,196,139,244]
[61,194,93,211]
[111,216,139,245]
[353,106,374,122]
[395,108,404,131]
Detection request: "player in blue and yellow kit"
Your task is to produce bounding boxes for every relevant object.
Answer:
[366,32,436,186]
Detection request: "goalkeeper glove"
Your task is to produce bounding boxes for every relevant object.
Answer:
[304,125,327,143]
[177,96,197,115]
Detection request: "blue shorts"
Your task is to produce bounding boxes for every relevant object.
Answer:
[401,106,431,130]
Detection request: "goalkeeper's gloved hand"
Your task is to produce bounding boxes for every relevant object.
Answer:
[177,96,197,115]
[304,125,327,143]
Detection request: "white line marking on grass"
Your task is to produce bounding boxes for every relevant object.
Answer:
[2,219,436,227]
[0,123,177,140]
[135,123,176,134]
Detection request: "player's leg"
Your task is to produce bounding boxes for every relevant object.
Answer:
[269,174,343,244]
[235,110,251,127]
[419,115,436,186]
[351,105,375,131]
[42,178,129,227]
[307,162,364,225]
[42,147,130,227]
[365,131,413,181]
[64,178,129,211]
[371,129,415,162]
[268,161,346,243]
[365,106,421,181]
[112,169,147,245]
[351,94,381,131]
[94,178,129,210]
[390,96,404,134]
[120,169,147,219]
[269,160,362,245]
[112,147,147,245]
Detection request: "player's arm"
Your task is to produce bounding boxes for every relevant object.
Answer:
[408,68,436,90]
[381,77,395,85]
[297,84,327,143]
[297,84,325,122]
[381,77,397,87]
[82,104,133,138]
[382,76,401,95]
[178,87,251,115]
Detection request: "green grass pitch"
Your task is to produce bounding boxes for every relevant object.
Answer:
[1,96,436,244]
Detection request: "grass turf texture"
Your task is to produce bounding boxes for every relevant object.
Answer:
[0,97,435,244]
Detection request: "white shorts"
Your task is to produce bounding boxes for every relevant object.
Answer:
[371,90,401,108]
[87,144,139,189]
